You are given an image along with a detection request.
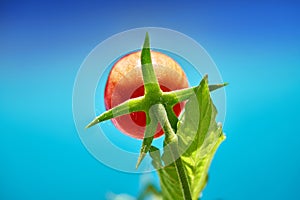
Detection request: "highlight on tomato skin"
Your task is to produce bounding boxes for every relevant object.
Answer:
[104,50,189,139]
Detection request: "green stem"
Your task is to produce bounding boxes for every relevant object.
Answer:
[173,151,192,200]
[151,104,192,200]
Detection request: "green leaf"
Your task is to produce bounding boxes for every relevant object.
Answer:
[152,75,225,200]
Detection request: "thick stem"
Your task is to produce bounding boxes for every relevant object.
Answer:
[151,104,192,200]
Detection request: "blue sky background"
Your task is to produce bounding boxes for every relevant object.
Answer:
[1,0,300,199]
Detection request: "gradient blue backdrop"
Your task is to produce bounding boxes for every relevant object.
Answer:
[1,0,300,199]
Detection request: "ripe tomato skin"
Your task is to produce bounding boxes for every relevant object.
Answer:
[104,51,188,139]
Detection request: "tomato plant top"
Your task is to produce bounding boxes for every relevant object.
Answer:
[87,33,227,200]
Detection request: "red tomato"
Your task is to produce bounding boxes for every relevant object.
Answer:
[104,51,188,139]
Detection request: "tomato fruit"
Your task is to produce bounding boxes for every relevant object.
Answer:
[104,51,188,139]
